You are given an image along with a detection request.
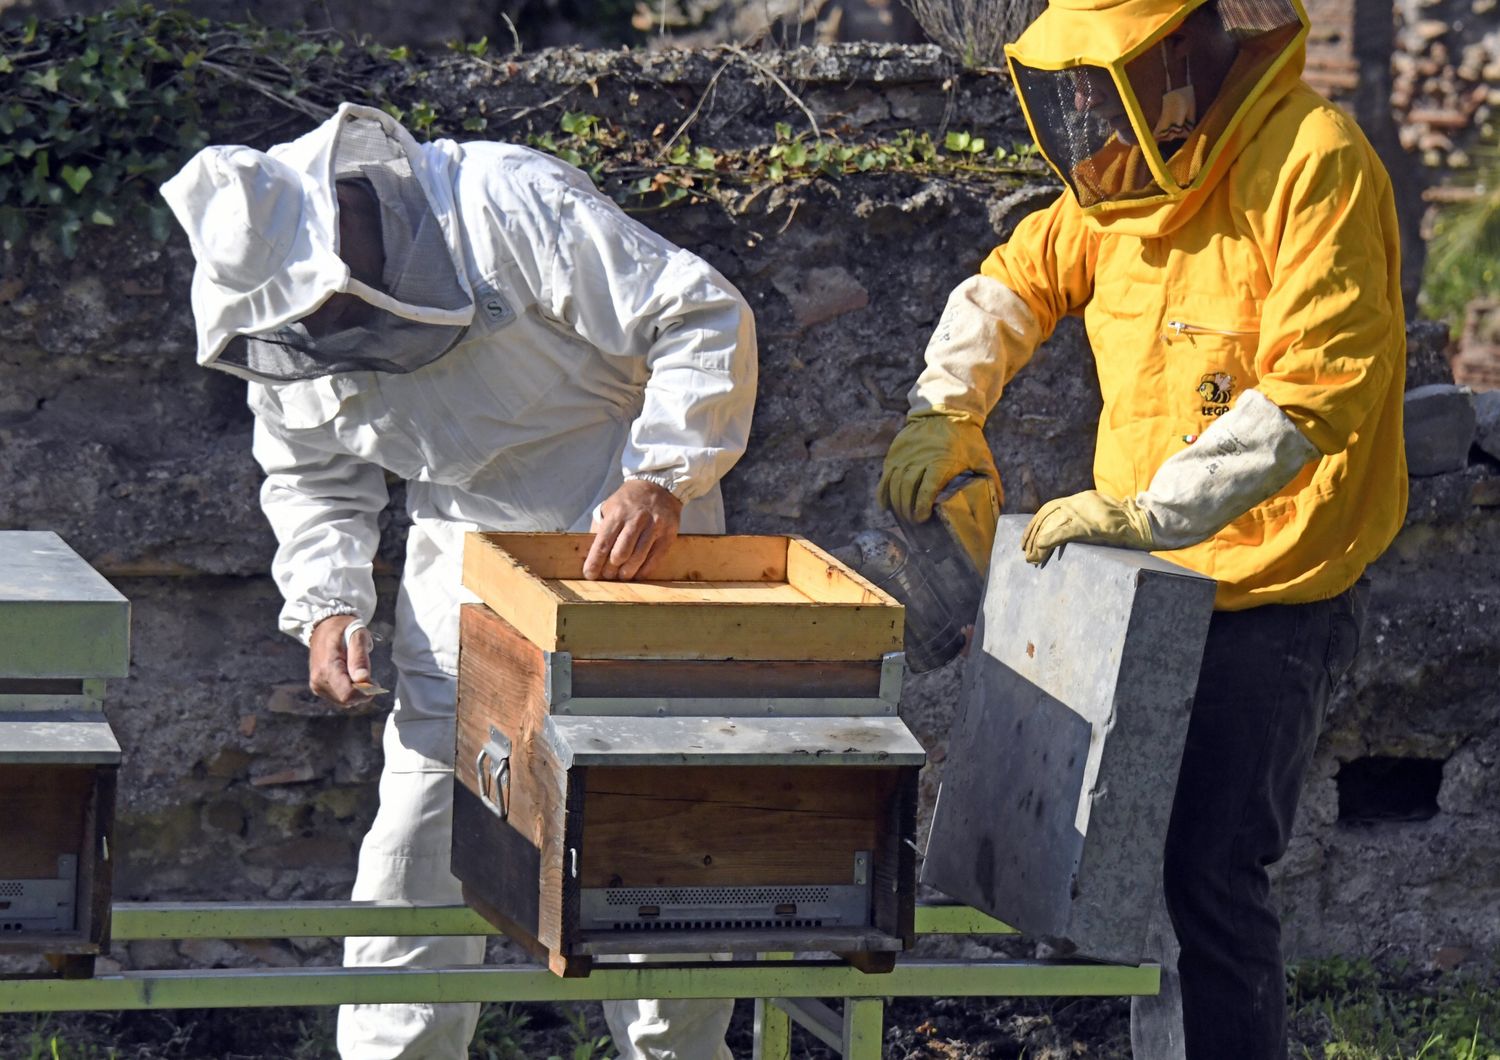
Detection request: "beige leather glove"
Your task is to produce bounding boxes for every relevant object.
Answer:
[1023,390,1319,565]
[878,408,1000,523]
[1021,490,1154,565]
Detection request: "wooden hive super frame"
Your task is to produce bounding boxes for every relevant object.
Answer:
[459,533,904,661]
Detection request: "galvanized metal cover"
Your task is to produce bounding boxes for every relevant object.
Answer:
[921,516,1216,964]
[545,714,926,767]
[0,532,130,679]
[0,713,123,763]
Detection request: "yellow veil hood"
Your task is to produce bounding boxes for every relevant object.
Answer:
[1005,0,1309,236]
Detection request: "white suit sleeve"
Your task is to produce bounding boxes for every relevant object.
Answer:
[1137,388,1320,549]
[909,274,1043,420]
[249,393,390,645]
[543,186,757,502]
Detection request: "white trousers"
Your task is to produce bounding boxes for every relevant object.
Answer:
[337,668,735,1060]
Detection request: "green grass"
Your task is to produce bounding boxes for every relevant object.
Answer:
[470,1001,615,1060]
[548,1003,615,1060]
[15,1018,118,1060]
[1421,142,1500,327]
[4,963,1497,1058]
[2,1003,614,1059]
[1290,957,1500,1060]
[470,1002,535,1060]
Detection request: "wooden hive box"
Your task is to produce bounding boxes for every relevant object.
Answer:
[452,533,923,976]
[0,532,129,979]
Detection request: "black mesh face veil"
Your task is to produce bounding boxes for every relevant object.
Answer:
[218,114,473,382]
[1009,60,1168,209]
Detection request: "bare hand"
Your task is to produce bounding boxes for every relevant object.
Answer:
[309,615,374,708]
[584,479,683,581]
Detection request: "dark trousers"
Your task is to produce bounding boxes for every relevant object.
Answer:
[1135,583,1367,1060]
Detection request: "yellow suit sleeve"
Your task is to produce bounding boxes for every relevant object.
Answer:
[1251,113,1404,456]
[978,190,1099,343]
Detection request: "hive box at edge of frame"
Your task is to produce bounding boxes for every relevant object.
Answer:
[0,532,130,978]
[452,532,923,977]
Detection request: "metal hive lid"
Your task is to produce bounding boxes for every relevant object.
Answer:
[0,532,130,680]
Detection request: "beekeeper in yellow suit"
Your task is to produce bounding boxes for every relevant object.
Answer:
[880,0,1406,1054]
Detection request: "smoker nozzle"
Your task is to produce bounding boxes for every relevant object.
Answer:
[833,471,996,674]
[836,529,970,673]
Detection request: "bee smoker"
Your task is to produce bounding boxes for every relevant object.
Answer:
[830,471,999,673]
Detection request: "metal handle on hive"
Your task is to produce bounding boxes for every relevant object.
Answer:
[475,728,513,819]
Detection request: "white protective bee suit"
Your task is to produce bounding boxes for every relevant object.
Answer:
[161,103,757,1060]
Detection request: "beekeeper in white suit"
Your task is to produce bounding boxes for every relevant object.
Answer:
[161,102,756,1060]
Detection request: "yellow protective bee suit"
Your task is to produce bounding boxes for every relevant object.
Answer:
[905,0,1407,609]
[887,2,1408,1055]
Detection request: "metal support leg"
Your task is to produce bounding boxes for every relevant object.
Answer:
[753,998,792,1060]
[842,997,884,1060]
[754,949,793,1060]
[768,996,884,1059]
[774,997,844,1051]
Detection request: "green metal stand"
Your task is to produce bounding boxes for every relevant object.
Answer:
[1,902,1159,1059]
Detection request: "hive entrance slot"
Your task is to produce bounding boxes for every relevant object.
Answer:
[1336,755,1443,823]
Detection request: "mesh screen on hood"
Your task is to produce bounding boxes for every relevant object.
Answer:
[219,115,472,383]
[333,116,469,315]
[1012,0,1303,211]
[1012,61,1169,209]
[1216,0,1303,34]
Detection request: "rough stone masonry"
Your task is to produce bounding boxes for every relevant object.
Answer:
[0,43,1496,976]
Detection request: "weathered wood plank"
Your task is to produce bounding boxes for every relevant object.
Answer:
[785,538,896,607]
[460,883,548,965]
[452,783,543,943]
[548,715,926,767]
[578,766,896,888]
[78,767,116,956]
[568,657,883,700]
[0,765,90,878]
[551,601,902,661]
[872,769,918,947]
[466,533,788,584]
[455,606,569,952]
[461,535,569,653]
[559,764,587,966]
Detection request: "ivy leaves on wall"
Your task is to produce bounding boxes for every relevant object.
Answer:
[0,4,1045,259]
[0,3,398,257]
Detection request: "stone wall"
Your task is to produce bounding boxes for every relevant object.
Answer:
[1305,0,1500,380]
[1,44,1497,975]
[0,0,926,51]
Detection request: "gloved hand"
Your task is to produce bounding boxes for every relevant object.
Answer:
[878,408,1000,523]
[1021,490,1155,565]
